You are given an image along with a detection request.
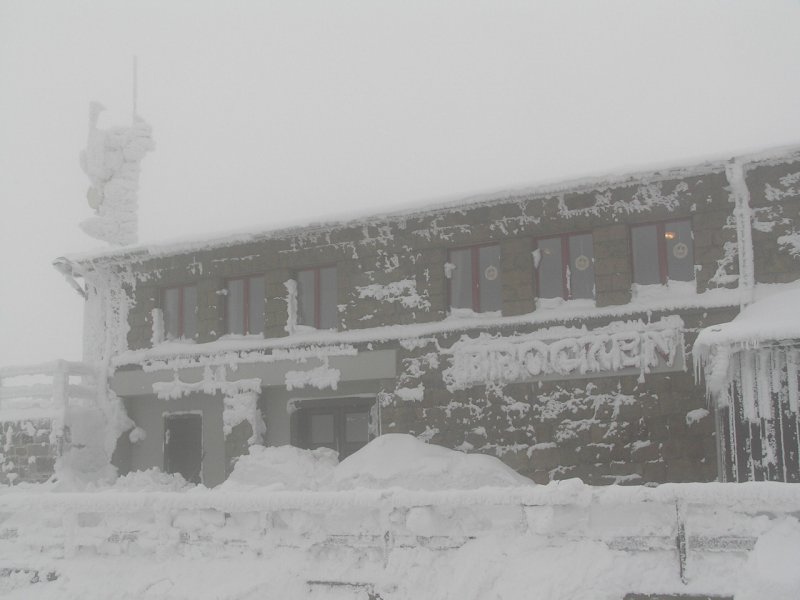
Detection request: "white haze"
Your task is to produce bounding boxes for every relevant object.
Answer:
[1,0,799,366]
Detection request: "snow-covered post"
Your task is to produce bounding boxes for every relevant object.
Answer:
[725,159,756,308]
[284,279,298,335]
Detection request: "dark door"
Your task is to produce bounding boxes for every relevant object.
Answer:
[296,399,372,459]
[164,413,202,484]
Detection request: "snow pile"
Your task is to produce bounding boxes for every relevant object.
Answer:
[219,444,338,491]
[735,517,800,600]
[332,434,533,490]
[101,467,191,493]
[220,435,531,491]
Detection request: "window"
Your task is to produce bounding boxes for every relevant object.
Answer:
[225,276,265,335]
[161,285,197,340]
[448,244,501,313]
[631,220,694,285]
[294,397,373,459]
[535,233,595,300]
[297,266,337,329]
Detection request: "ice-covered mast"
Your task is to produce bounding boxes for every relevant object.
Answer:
[79,57,154,246]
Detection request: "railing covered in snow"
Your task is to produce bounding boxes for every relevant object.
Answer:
[0,360,101,422]
[0,482,798,595]
[0,361,103,484]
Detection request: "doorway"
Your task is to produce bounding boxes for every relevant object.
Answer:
[164,413,203,484]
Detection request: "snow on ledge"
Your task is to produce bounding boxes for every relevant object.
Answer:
[694,284,800,354]
[114,285,758,369]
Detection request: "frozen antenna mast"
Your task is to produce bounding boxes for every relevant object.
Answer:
[79,57,154,246]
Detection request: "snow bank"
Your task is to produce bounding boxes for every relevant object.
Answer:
[735,517,800,600]
[222,435,531,492]
[99,468,191,493]
[332,434,533,490]
[220,445,338,491]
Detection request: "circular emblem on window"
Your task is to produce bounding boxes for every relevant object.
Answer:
[574,255,591,271]
[484,265,498,281]
[673,242,689,259]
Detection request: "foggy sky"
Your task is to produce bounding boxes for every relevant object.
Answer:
[1,0,800,366]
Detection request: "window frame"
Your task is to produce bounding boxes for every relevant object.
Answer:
[447,243,502,313]
[291,397,374,459]
[160,284,197,340]
[296,265,337,329]
[224,274,265,335]
[629,218,694,285]
[533,231,595,301]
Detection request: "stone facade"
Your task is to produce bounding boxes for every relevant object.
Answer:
[0,419,58,485]
[70,147,800,486]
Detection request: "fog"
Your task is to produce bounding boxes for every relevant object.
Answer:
[1,0,799,365]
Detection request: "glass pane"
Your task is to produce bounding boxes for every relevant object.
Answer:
[226,279,245,335]
[297,269,316,327]
[478,245,502,312]
[631,224,661,285]
[345,412,369,443]
[537,237,564,299]
[665,220,694,282]
[162,288,180,339]
[568,233,595,299]
[182,286,197,339]
[449,248,474,310]
[319,266,338,329]
[309,413,335,445]
[247,276,265,335]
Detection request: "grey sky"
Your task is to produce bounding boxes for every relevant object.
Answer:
[1,0,799,366]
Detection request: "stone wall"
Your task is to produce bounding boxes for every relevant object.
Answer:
[104,151,800,486]
[0,419,57,485]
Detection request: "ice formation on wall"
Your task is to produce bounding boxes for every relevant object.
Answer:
[285,361,341,391]
[443,317,684,390]
[79,102,154,246]
[152,366,265,443]
[356,279,431,309]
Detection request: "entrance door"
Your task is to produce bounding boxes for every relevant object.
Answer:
[164,413,202,484]
[295,398,372,459]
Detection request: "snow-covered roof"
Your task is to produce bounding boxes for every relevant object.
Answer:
[63,143,800,266]
[694,285,800,354]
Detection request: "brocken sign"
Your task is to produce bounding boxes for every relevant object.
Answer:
[442,317,684,390]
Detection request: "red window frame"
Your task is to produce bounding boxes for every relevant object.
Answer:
[160,284,194,339]
[533,231,594,300]
[296,265,336,329]
[630,218,692,285]
[224,275,264,335]
[447,243,500,313]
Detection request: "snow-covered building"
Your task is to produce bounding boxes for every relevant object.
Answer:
[4,144,800,488]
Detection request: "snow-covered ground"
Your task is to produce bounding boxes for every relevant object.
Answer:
[1,434,799,599]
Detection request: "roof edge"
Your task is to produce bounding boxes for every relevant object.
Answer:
[63,142,800,267]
